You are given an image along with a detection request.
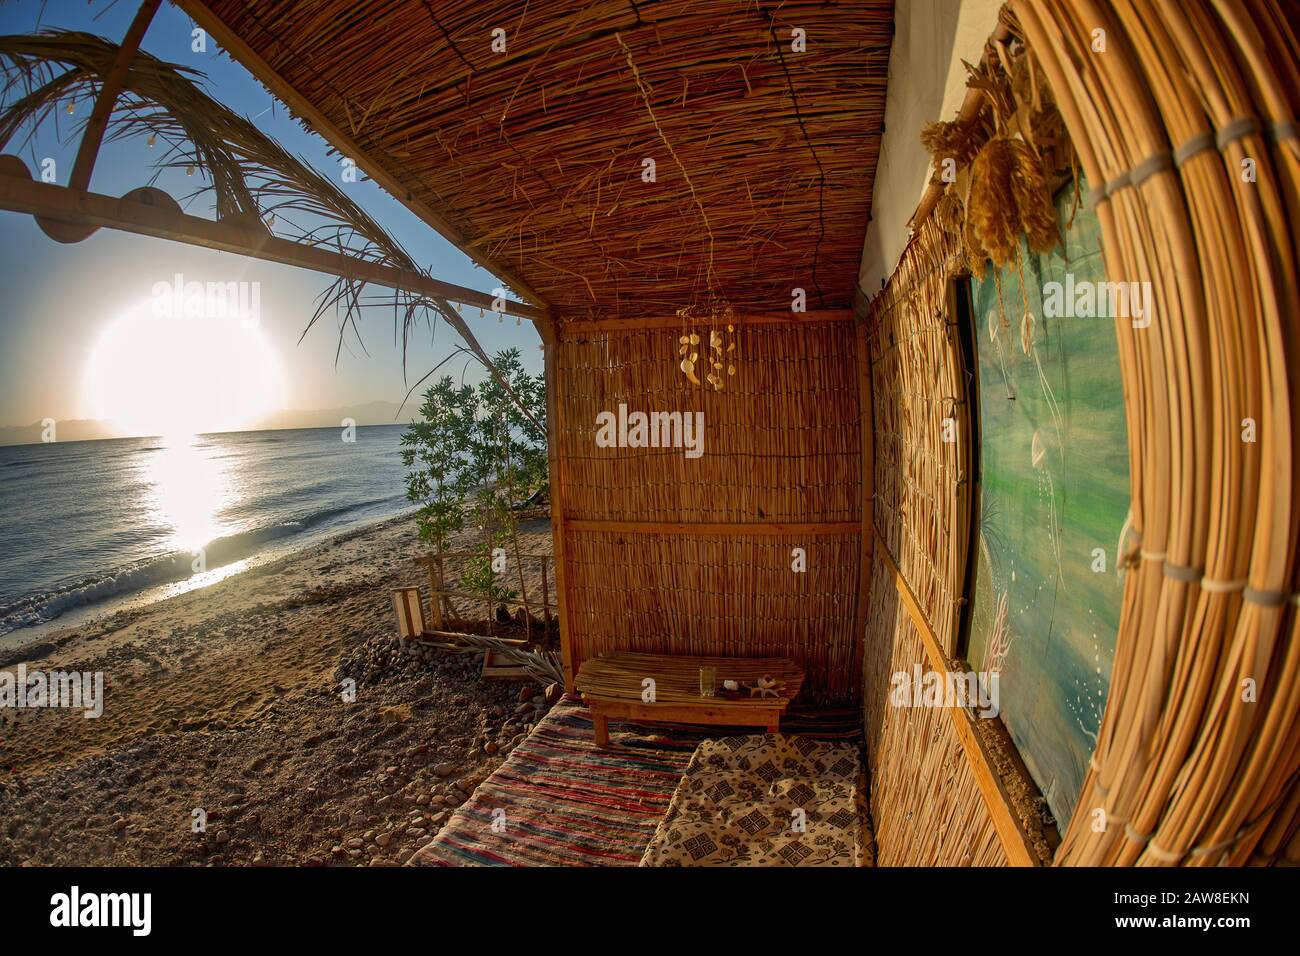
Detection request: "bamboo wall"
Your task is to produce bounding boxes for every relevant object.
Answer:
[551,317,865,703]
[861,0,1300,867]
[860,218,1009,865]
[1012,0,1300,867]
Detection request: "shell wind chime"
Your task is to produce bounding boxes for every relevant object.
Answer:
[675,303,737,391]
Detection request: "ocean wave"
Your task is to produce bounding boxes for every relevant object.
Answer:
[0,496,406,636]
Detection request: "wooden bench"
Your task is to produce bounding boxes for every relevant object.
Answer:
[575,651,805,747]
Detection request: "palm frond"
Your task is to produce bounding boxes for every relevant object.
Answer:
[0,30,537,423]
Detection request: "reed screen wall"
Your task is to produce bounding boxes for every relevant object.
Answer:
[861,218,1009,864]
[551,317,866,703]
[863,0,1300,866]
[1012,0,1300,867]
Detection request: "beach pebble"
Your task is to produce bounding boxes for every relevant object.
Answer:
[434,762,456,777]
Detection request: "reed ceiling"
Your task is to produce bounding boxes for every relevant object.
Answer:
[186,0,893,320]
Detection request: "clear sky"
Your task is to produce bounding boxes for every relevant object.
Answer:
[0,0,542,432]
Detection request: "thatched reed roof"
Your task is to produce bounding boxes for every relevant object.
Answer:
[180,0,893,320]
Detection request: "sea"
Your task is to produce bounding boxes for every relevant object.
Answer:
[0,424,411,644]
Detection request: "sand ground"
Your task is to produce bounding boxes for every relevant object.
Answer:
[0,513,556,866]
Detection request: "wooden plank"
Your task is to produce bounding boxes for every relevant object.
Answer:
[875,530,1041,867]
[71,0,162,191]
[559,309,854,336]
[575,651,804,706]
[173,0,549,310]
[566,519,861,536]
[586,700,785,732]
[540,324,578,694]
[852,318,874,704]
[0,172,546,320]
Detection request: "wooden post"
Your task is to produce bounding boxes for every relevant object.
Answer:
[539,320,577,694]
[37,0,161,243]
[852,318,874,705]
[540,555,552,628]
[72,0,163,191]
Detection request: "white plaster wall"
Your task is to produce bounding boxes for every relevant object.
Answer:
[856,0,1004,304]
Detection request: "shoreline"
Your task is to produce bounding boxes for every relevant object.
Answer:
[0,504,417,662]
[0,512,557,865]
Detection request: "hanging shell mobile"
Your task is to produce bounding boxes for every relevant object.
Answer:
[675,304,737,391]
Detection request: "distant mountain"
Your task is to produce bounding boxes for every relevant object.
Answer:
[253,400,414,431]
[0,419,119,447]
[0,401,414,447]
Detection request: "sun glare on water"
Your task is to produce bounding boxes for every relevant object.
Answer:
[83,301,285,440]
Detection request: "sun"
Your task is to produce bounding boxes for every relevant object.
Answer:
[83,301,285,438]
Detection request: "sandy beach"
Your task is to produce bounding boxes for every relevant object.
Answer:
[0,513,557,866]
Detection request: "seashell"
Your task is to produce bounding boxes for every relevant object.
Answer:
[1020,311,1035,355]
[727,365,736,376]
[1031,429,1046,468]
[689,351,698,363]
[689,333,700,345]
[679,335,690,345]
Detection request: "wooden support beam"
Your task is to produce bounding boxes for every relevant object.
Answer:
[172,0,548,311]
[538,322,577,694]
[852,317,875,709]
[875,530,1041,867]
[565,519,861,536]
[0,168,546,321]
[70,0,162,192]
[559,309,853,336]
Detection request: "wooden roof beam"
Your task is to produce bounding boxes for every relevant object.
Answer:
[0,165,547,322]
[70,0,162,192]
[172,0,551,314]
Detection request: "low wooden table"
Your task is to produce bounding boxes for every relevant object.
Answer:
[575,651,805,747]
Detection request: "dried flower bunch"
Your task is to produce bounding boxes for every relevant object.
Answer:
[675,302,737,392]
[921,22,1074,275]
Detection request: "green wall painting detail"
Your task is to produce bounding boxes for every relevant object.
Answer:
[967,178,1130,830]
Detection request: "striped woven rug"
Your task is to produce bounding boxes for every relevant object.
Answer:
[409,702,696,866]
[409,700,863,867]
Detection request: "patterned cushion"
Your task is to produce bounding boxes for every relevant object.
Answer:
[640,735,872,867]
